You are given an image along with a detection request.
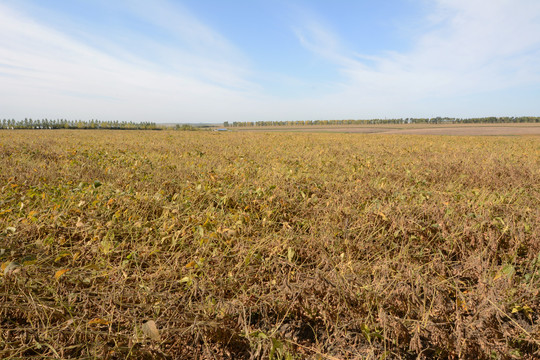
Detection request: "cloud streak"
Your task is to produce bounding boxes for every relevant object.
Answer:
[0,1,260,122]
[293,0,540,117]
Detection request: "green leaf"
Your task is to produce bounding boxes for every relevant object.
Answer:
[501,264,515,277]
[180,276,193,286]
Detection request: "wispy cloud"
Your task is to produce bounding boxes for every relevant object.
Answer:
[293,0,540,117]
[0,1,258,122]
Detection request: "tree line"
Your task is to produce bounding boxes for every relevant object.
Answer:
[224,116,540,127]
[0,118,159,130]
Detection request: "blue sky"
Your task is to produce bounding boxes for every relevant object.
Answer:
[1,0,540,123]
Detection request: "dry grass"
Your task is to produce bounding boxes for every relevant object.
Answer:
[1,130,539,359]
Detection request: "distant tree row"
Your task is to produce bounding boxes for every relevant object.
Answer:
[224,116,540,127]
[0,118,159,130]
[174,124,199,131]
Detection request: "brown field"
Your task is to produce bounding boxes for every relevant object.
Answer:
[235,123,540,136]
[1,130,539,359]
[382,126,540,136]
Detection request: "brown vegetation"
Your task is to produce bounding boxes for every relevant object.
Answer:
[1,130,539,359]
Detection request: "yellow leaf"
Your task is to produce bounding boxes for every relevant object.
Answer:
[2,262,21,276]
[185,261,197,269]
[180,276,193,286]
[287,247,295,262]
[457,298,468,311]
[54,268,69,280]
[55,253,70,262]
[88,318,109,325]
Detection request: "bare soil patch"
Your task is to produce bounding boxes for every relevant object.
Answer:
[382,125,540,136]
[236,124,540,136]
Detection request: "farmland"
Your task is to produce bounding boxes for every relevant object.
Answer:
[1,130,539,359]
[233,123,540,136]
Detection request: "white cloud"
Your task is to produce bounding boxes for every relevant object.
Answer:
[293,0,540,117]
[0,1,260,122]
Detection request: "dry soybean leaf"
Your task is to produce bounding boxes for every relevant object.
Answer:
[287,247,295,262]
[142,320,161,341]
[61,319,74,330]
[2,262,21,276]
[55,252,71,262]
[54,268,69,280]
[88,318,109,326]
[72,252,81,262]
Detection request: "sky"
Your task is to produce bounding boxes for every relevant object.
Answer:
[1,0,540,123]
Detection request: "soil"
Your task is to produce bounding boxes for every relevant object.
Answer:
[236,124,540,135]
